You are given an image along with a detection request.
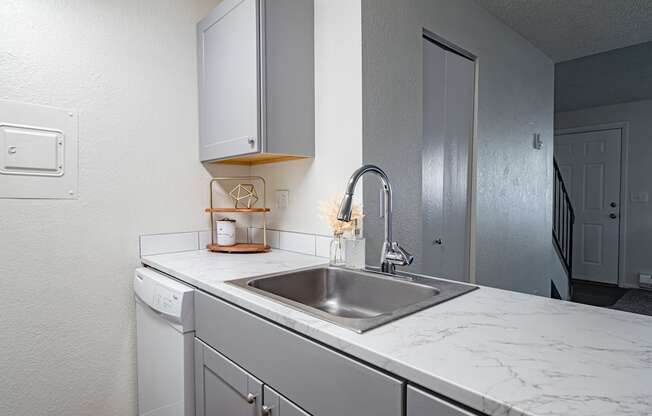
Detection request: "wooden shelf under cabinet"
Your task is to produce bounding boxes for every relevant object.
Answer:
[205,208,270,213]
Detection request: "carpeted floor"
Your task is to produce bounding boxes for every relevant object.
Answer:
[608,289,652,316]
[572,281,627,306]
[572,280,652,317]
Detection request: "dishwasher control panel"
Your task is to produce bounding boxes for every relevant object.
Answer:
[134,267,194,330]
[152,284,181,316]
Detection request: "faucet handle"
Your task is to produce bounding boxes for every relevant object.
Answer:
[385,242,414,266]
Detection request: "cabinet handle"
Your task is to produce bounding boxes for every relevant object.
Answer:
[262,405,273,415]
[246,393,257,404]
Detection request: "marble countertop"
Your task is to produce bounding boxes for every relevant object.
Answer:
[142,249,652,416]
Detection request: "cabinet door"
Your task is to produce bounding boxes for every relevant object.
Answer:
[195,338,263,416]
[197,0,260,161]
[263,386,311,416]
[407,385,478,416]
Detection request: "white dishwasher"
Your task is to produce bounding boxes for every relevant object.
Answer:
[134,267,195,416]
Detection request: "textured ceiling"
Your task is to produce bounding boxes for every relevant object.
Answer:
[474,0,652,62]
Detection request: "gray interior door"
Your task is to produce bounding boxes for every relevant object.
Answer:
[195,339,263,416]
[422,37,475,282]
[554,128,622,284]
[263,386,312,416]
[197,0,261,161]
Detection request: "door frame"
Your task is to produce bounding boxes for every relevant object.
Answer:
[554,121,630,287]
[422,29,478,284]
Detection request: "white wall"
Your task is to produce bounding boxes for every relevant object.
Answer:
[556,99,652,288]
[361,0,555,295]
[0,1,224,415]
[250,0,363,236]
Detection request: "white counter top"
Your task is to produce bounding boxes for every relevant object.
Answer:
[142,249,652,416]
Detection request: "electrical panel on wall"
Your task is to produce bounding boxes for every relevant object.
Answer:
[0,100,78,199]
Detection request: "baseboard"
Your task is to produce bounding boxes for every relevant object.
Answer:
[617,282,652,292]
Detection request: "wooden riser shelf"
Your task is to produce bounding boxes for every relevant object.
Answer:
[205,208,270,213]
[207,243,271,253]
[208,176,270,251]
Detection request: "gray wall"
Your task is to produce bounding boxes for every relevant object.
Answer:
[361,0,555,295]
[556,99,652,288]
[556,41,652,112]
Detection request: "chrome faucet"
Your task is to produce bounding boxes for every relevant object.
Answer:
[337,165,414,274]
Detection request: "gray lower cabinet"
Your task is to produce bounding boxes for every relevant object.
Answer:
[195,292,403,416]
[194,291,484,416]
[407,385,477,416]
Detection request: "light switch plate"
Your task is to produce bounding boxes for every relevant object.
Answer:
[275,190,289,209]
[533,133,543,150]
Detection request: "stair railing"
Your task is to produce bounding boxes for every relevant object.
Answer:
[553,158,575,295]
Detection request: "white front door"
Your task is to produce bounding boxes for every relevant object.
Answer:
[554,128,622,284]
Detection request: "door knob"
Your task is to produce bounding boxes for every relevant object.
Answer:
[609,213,617,219]
[262,405,273,415]
[432,238,443,245]
[610,202,617,207]
[245,393,257,404]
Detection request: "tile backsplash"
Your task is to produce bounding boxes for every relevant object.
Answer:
[315,235,332,258]
[248,227,280,248]
[140,232,199,256]
[140,228,331,258]
[278,231,316,256]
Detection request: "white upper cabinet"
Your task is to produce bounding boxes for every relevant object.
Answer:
[197,0,315,164]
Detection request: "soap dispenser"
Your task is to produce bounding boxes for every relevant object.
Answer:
[344,219,365,269]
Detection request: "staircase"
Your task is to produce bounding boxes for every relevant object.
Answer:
[553,158,575,296]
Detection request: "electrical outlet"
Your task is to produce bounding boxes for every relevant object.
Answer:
[275,190,289,209]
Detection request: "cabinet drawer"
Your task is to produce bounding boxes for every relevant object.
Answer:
[407,385,479,416]
[196,291,403,416]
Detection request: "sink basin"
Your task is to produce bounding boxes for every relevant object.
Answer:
[227,267,477,333]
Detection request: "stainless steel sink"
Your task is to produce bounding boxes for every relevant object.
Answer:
[227,267,477,333]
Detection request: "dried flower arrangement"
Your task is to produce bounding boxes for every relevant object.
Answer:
[319,194,363,235]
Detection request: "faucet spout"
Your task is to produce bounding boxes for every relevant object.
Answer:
[338,165,392,242]
[337,164,413,274]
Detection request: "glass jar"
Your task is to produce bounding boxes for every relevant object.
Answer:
[329,232,346,267]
